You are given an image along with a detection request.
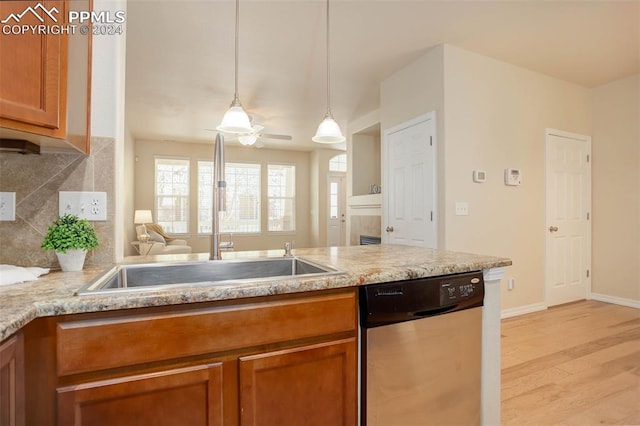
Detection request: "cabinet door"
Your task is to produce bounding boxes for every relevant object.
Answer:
[0,334,25,426]
[239,338,357,426]
[57,363,224,426]
[0,1,67,132]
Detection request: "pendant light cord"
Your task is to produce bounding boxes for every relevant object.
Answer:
[234,0,240,102]
[325,0,331,116]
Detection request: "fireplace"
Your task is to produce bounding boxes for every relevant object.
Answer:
[360,235,381,245]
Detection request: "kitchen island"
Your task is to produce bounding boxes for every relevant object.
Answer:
[0,245,510,425]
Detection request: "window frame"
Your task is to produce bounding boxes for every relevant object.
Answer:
[154,156,190,236]
[220,161,262,235]
[267,163,296,234]
[196,160,214,236]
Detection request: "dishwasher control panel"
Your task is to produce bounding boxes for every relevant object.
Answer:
[440,276,482,305]
[360,271,484,328]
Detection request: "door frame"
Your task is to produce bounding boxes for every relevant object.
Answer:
[544,128,592,306]
[382,111,438,247]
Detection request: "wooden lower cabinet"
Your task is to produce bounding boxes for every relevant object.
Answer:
[57,363,224,426]
[0,333,25,426]
[240,338,357,426]
[26,288,358,426]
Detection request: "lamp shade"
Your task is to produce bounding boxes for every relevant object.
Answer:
[216,105,253,134]
[134,210,153,224]
[238,134,258,146]
[312,116,345,143]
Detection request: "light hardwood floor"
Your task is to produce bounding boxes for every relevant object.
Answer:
[501,300,640,426]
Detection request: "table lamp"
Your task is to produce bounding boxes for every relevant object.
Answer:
[134,210,153,242]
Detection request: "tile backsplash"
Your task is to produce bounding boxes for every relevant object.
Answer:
[0,137,115,268]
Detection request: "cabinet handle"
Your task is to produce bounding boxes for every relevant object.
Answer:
[549,226,559,233]
[386,226,394,232]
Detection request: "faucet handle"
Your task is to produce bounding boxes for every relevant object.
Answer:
[283,242,292,257]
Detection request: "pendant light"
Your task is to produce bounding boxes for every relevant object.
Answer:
[312,0,345,144]
[216,0,253,134]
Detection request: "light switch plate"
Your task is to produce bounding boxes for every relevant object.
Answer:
[0,192,16,221]
[455,202,469,216]
[59,191,107,221]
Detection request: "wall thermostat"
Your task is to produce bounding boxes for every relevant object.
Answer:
[473,170,487,183]
[504,168,521,186]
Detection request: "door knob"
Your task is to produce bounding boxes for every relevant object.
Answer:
[386,226,394,232]
[549,226,559,232]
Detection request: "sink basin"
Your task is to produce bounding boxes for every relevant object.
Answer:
[76,257,341,295]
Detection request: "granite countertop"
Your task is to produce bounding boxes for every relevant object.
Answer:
[0,244,511,342]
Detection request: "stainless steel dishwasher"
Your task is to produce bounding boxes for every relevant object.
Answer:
[360,271,484,426]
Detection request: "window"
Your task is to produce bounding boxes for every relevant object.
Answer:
[197,161,214,234]
[155,158,189,233]
[221,163,261,233]
[329,154,347,172]
[329,180,339,219]
[268,164,295,232]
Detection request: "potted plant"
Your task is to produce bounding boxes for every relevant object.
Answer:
[41,214,99,271]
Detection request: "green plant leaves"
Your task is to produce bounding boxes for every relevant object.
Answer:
[41,214,99,253]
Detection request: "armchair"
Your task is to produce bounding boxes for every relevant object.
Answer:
[135,224,192,255]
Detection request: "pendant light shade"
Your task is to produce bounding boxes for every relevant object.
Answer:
[312,0,345,144]
[216,0,253,134]
[313,114,344,144]
[218,102,252,134]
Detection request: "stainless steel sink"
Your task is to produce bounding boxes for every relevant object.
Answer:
[76,257,341,295]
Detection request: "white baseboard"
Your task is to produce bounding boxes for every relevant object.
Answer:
[590,293,640,309]
[500,302,547,319]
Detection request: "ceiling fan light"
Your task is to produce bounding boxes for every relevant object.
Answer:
[217,105,253,134]
[238,134,258,146]
[312,115,345,143]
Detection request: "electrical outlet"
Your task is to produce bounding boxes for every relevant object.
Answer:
[455,202,469,216]
[507,278,515,291]
[59,191,107,221]
[0,192,16,221]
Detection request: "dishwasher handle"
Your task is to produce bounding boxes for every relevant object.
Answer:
[413,304,458,318]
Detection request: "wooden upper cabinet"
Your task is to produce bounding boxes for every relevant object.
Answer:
[0,0,91,153]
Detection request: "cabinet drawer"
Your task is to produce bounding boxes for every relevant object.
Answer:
[57,290,356,376]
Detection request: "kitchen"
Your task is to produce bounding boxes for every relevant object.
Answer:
[1,0,638,425]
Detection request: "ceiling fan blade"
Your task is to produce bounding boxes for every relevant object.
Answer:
[260,133,292,140]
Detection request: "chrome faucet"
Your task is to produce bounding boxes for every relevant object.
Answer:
[283,242,293,257]
[210,133,226,260]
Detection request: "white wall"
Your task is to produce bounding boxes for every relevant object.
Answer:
[91,0,127,261]
[380,45,446,247]
[590,74,640,302]
[442,45,591,310]
[380,44,594,310]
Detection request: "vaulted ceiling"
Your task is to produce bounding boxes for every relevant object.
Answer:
[125,0,640,151]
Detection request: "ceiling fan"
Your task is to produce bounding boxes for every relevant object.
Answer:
[206,123,292,146]
[232,124,292,146]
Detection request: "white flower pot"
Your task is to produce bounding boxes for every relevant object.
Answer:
[56,249,87,272]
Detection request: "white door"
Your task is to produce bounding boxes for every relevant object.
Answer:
[383,113,437,248]
[545,129,591,306]
[327,174,345,246]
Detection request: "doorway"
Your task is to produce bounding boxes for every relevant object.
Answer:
[327,174,346,246]
[383,112,437,248]
[545,129,591,306]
